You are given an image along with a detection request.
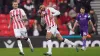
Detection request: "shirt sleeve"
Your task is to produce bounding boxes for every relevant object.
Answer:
[20,9,26,16]
[49,7,60,16]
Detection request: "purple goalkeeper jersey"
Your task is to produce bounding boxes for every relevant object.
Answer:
[76,13,90,29]
[76,13,91,36]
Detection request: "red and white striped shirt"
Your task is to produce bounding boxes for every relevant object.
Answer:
[42,7,60,28]
[10,8,26,29]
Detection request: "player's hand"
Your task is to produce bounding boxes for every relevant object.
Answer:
[92,27,96,32]
[94,24,96,27]
[71,28,74,32]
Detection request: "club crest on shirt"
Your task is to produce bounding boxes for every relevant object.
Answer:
[84,15,87,18]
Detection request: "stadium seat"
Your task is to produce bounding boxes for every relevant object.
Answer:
[9,30,14,37]
[57,18,62,25]
[0,14,6,20]
[58,25,69,35]
[58,25,67,31]
[0,25,8,30]
[0,19,8,24]
[59,30,69,35]
[2,30,11,37]
[6,14,10,20]
[0,24,13,31]
[29,19,35,28]
[0,30,14,37]
[0,31,3,36]
[6,14,10,23]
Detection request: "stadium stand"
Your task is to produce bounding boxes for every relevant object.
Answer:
[0,0,97,37]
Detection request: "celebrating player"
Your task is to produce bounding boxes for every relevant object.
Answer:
[39,5,78,56]
[72,7,95,50]
[8,1,33,56]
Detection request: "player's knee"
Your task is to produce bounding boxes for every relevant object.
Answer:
[61,38,65,42]
[46,37,51,40]
[56,34,63,41]
[24,38,28,41]
[46,32,52,40]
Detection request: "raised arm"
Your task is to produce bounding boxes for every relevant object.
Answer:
[50,7,60,16]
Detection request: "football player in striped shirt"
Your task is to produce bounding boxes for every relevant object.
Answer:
[8,1,33,56]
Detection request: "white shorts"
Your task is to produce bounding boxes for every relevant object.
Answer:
[47,26,60,36]
[14,28,28,38]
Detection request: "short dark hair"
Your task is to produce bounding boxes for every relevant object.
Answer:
[12,0,18,4]
[80,7,85,10]
[90,9,94,11]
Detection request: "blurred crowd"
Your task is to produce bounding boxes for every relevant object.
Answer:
[0,0,98,36]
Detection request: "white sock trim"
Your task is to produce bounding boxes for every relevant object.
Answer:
[64,39,75,46]
[17,40,24,53]
[47,40,52,53]
[26,38,33,49]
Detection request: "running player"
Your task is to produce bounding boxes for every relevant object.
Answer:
[8,1,33,56]
[72,7,95,50]
[39,5,78,56]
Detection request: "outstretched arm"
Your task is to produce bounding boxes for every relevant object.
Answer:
[51,8,60,16]
[48,7,60,19]
[52,9,60,16]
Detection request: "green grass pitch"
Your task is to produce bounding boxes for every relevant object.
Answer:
[0,47,100,56]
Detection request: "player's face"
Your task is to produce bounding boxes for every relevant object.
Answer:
[90,10,94,14]
[80,8,85,14]
[12,2,18,9]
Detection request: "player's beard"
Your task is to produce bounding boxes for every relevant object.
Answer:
[41,8,45,11]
